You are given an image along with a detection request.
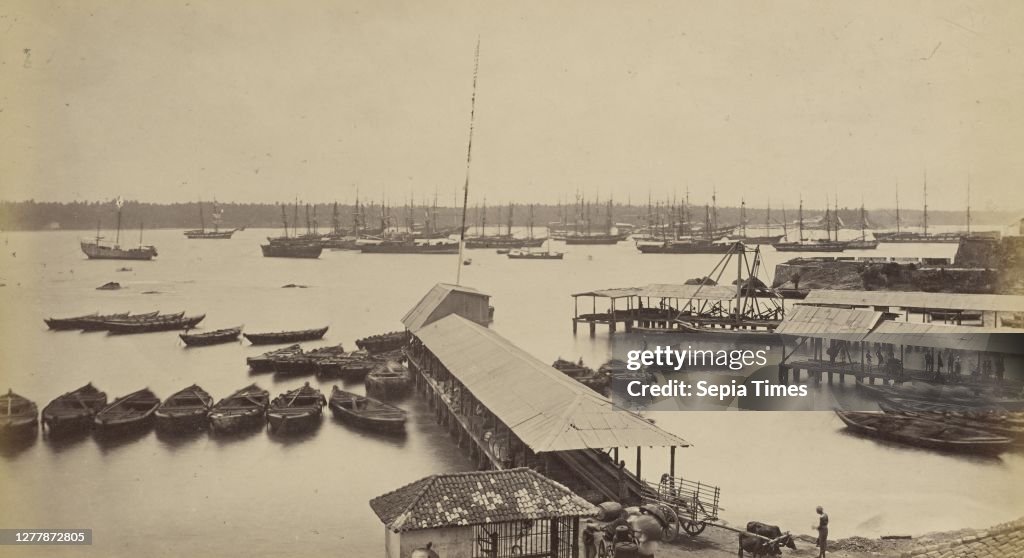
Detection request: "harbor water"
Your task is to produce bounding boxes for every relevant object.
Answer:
[0,229,1021,556]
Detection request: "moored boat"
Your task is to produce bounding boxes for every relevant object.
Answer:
[155,385,214,432]
[0,390,38,441]
[106,314,205,334]
[267,383,325,435]
[271,344,346,376]
[244,326,328,345]
[94,389,160,436]
[209,384,269,434]
[329,386,406,433]
[45,312,131,330]
[355,331,409,354]
[552,359,609,393]
[365,360,413,399]
[42,383,107,437]
[247,344,303,372]
[877,402,1024,445]
[80,311,162,331]
[835,410,1012,455]
[180,326,243,347]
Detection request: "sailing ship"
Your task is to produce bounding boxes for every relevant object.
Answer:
[261,203,323,258]
[846,200,879,250]
[184,201,237,239]
[463,203,545,249]
[637,203,733,254]
[876,175,1000,243]
[732,199,785,244]
[80,198,158,260]
[772,197,847,252]
[563,199,627,244]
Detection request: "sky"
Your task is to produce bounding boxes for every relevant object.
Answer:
[1,0,1023,211]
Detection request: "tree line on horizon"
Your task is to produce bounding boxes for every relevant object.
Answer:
[0,199,1018,231]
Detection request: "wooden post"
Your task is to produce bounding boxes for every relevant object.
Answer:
[669,446,676,478]
[636,446,642,481]
[551,518,560,558]
[589,322,596,337]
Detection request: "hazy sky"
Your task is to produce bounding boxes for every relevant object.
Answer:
[2,1,1022,210]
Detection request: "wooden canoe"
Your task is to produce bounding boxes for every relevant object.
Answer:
[329,387,406,433]
[209,384,269,434]
[94,389,160,435]
[180,326,242,347]
[244,326,328,345]
[835,410,1012,455]
[106,314,204,334]
[267,383,325,435]
[877,401,1024,444]
[81,311,163,331]
[155,385,214,432]
[42,383,107,436]
[0,390,38,440]
[354,331,409,354]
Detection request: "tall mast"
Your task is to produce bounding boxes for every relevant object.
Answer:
[281,205,289,238]
[740,198,747,238]
[199,201,205,233]
[895,181,901,234]
[781,203,788,238]
[456,38,480,285]
[115,197,123,245]
[528,204,535,239]
[966,174,971,234]
[922,170,928,237]
[834,196,839,242]
[507,203,513,237]
[798,195,804,242]
[481,198,487,237]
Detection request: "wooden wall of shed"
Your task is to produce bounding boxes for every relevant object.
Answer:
[425,292,491,329]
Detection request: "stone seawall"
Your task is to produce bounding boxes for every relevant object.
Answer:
[901,517,1024,558]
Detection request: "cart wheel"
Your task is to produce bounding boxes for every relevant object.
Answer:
[597,539,610,558]
[682,520,706,537]
[660,505,679,543]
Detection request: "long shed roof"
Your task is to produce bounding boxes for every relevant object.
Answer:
[413,314,690,453]
[573,283,738,301]
[863,321,1024,355]
[801,290,1024,313]
[775,306,883,341]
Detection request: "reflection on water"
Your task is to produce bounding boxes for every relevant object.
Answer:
[0,230,1019,556]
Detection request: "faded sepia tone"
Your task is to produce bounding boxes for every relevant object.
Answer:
[1,2,1023,558]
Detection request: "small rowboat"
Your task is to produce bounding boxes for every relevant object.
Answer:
[354,331,409,354]
[155,385,214,432]
[835,410,1012,455]
[42,383,107,437]
[81,311,163,331]
[180,326,243,347]
[246,344,302,372]
[106,314,205,334]
[365,360,413,400]
[329,387,406,433]
[209,384,269,434]
[94,389,161,436]
[878,401,1024,445]
[879,397,1022,423]
[244,326,328,345]
[0,390,38,441]
[272,344,346,376]
[45,312,124,330]
[317,353,376,381]
[267,383,325,435]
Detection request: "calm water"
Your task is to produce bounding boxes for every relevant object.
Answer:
[0,229,1020,556]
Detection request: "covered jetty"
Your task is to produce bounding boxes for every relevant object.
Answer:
[403,284,690,504]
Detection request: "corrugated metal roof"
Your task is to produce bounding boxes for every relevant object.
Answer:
[369,468,597,532]
[414,314,690,452]
[402,283,490,332]
[573,283,738,300]
[801,290,1024,313]
[863,321,1024,354]
[775,306,882,341]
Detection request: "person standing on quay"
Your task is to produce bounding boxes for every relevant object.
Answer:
[813,506,829,558]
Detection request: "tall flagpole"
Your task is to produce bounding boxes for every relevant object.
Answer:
[456,38,480,285]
